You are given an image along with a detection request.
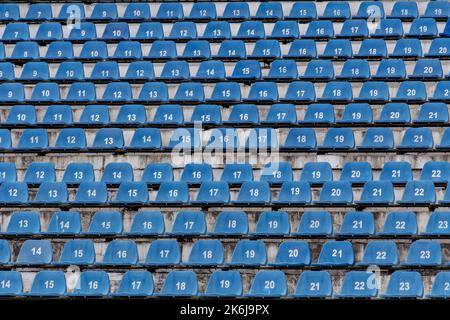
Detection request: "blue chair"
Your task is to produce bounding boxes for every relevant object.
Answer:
[291,271,332,298]
[166,128,201,150]
[189,3,216,21]
[389,2,418,20]
[45,41,73,61]
[57,3,85,21]
[260,162,292,185]
[90,128,124,150]
[432,81,450,101]
[337,60,370,80]
[269,21,299,40]
[101,82,132,103]
[285,40,317,59]
[300,162,332,185]
[20,62,49,81]
[88,3,117,21]
[355,39,387,59]
[355,2,385,19]
[254,2,282,20]
[379,161,413,184]
[133,23,163,41]
[182,40,211,60]
[6,105,36,126]
[247,271,287,298]
[86,211,122,236]
[379,211,417,236]
[340,162,372,184]
[142,239,180,266]
[3,23,29,41]
[356,82,389,103]
[301,60,334,80]
[141,163,173,185]
[0,83,24,103]
[274,182,311,205]
[79,41,108,61]
[338,20,369,38]
[382,271,423,298]
[393,81,427,102]
[294,211,333,236]
[114,104,146,125]
[0,271,22,296]
[225,104,259,125]
[152,104,183,125]
[409,18,438,38]
[101,240,138,266]
[45,211,81,235]
[101,162,133,185]
[73,182,108,205]
[0,182,28,204]
[423,211,450,236]
[410,59,443,79]
[128,211,164,236]
[123,3,150,21]
[33,182,68,204]
[27,271,66,297]
[153,182,189,204]
[322,2,350,20]
[250,40,280,59]
[245,82,278,103]
[423,1,450,19]
[319,128,355,150]
[194,182,230,205]
[186,240,224,266]
[337,271,378,298]
[62,163,94,185]
[16,240,52,265]
[234,181,271,205]
[24,162,55,185]
[0,4,20,22]
[211,211,248,236]
[114,182,148,205]
[146,41,176,60]
[288,3,317,20]
[189,104,221,125]
[70,271,109,297]
[204,271,242,297]
[403,240,442,266]
[282,82,316,103]
[35,22,63,41]
[155,3,183,21]
[391,39,422,58]
[373,59,406,80]
[42,105,73,126]
[338,211,375,236]
[208,82,241,103]
[300,104,334,124]
[158,271,197,297]
[168,22,197,41]
[127,128,161,151]
[221,2,249,20]
[282,129,316,151]
[159,61,190,81]
[220,164,253,185]
[263,104,297,124]
[271,241,311,267]
[29,82,60,103]
[236,21,264,40]
[0,163,16,183]
[376,103,410,124]
[180,163,212,185]
[102,22,129,41]
[420,161,450,184]
[245,128,278,150]
[5,211,40,235]
[229,240,266,266]
[357,181,395,205]
[319,81,352,103]
[170,211,206,236]
[10,41,40,61]
[253,211,290,236]
[359,240,399,266]
[89,61,119,81]
[414,103,448,125]
[65,82,96,103]
[304,20,334,39]
[193,61,225,82]
[428,272,450,298]
[54,62,84,81]
[0,62,14,81]
[399,180,436,205]
[114,271,154,297]
[315,241,354,266]
[124,61,154,81]
[215,40,246,60]
[267,59,296,80]
[372,19,403,38]
[68,22,96,41]
[201,21,231,41]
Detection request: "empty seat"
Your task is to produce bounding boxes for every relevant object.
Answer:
[285,40,317,59]
[355,2,385,19]
[338,271,378,298]
[194,182,230,205]
[300,104,334,124]
[264,104,297,124]
[24,162,55,185]
[88,3,117,21]
[379,162,413,184]
[62,163,94,184]
[114,271,154,297]
[359,240,399,266]
[27,271,66,297]
[249,40,280,59]
[65,82,96,102]
[409,18,438,38]
[376,103,411,124]
[356,82,389,102]
[16,240,52,265]
[374,59,406,80]
[423,211,450,236]
[124,61,154,81]
[282,128,316,151]
[189,3,216,21]
[220,164,253,185]
[403,240,442,266]
[102,22,129,41]
[372,19,403,38]
[234,181,271,205]
[338,20,368,38]
[6,105,36,126]
[42,105,73,126]
[101,240,138,266]
[73,182,108,205]
[0,271,22,296]
[0,163,16,183]
[357,181,395,205]
[316,241,354,266]
[34,182,68,204]
[319,82,352,103]
[86,211,122,235]
[114,182,149,205]
[5,211,40,235]
[304,20,334,39]
[221,2,249,20]
[133,23,164,41]
[0,4,20,22]
[128,211,164,236]
[245,82,278,103]
[159,271,197,297]
[101,162,133,185]
[169,22,197,41]
[399,180,436,205]
[143,239,180,266]
[236,21,265,40]
[201,21,231,41]
[379,211,417,236]
[271,241,311,267]
[340,162,372,184]
[411,59,443,79]
[127,128,162,151]
[322,2,350,20]
[90,128,124,150]
[302,60,334,80]
[338,211,375,236]
[355,39,387,59]
[420,161,450,184]
[3,23,29,41]
[70,271,109,297]
[204,271,242,297]
[269,21,299,40]
[146,41,177,60]
[337,60,370,80]
[123,3,150,21]
[319,128,355,150]
[300,162,332,185]
[187,239,224,266]
[57,3,85,21]
[382,271,423,298]
[423,1,450,19]
[359,128,394,150]
[390,2,418,20]
[253,211,290,236]
[211,211,248,236]
[0,182,28,204]
[295,211,333,236]
[182,40,211,60]
[274,181,312,205]
[229,240,266,266]
[141,163,173,185]
[428,272,450,298]
[154,182,189,204]
[260,162,293,185]
[266,60,298,80]
[292,271,332,298]
[170,211,206,236]
[155,3,183,21]
[45,211,81,235]
[247,271,287,298]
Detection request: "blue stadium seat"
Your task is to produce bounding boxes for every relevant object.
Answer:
[403,240,442,266]
[57,3,85,21]
[204,128,236,150]
[225,104,259,125]
[414,102,448,124]
[234,181,271,205]
[408,18,438,38]
[410,59,443,79]
[300,162,332,185]
[382,271,423,298]
[393,81,427,102]
[359,240,399,266]
[123,3,150,21]
[250,40,280,59]
[24,162,55,185]
[124,61,154,81]
[316,241,354,266]
[245,128,278,150]
[423,1,450,19]
[229,240,266,266]
[44,41,73,61]
[172,82,204,104]
[211,211,248,236]
[41,105,72,126]
[254,2,282,20]
[282,81,316,103]
[338,271,378,298]
[141,163,173,185]
[291,271,332,298]
[101,82,132,103]
[143,239,180,266]
[70,271,109,297]
[152,104,183,125]
[357,181,395,205]
[271,241,311,267]
[285,40,317,59]
[247,271,287,298]
[6,105,36,126]
[62,163,94,185]
[319,128,355,150]
[133,22,164,41]
[128,211,165,236]
[266,60,298,80]
[189,3,217,21]
[154,182,189,204]
[220,164,253,185]
[0,4,20,22]
[337,60,370,80]
[269,21,299,40]
[373,59,406,80]
[399,180,436,205]
[274,182,312,205]
[260,162,293,185]
[215,40,246,60]
[5,211,40,235]
[54,62,84,81]
[0,163,16,183]
[155,3,183,21]
[35,22,63,41]
[420,161,450,184]
[101,162,133,185]
[375,103,411,124]
[428,272,450,298]
[189,104,221,125]
[127,128,161,151]
[146,41,177,60]
[379,211,417,236]
[295,211,333,236]
[338,20,369,38]
[301,104,335,124]
[235,21,264,40]
[338,211,375,236]
[168,22,197,41]
[319,81,352,103]
[379,162,413,184]
[340,162,372,184]
[282,128,316,151]
[29,82,60,103]
[355,39,387,59]
[20,62,49,81]
[288,2,317,20]
[356,81,389,102]
[68,22,96,41]
[201,21,231,41]
[170,211,206,236]
[114,104,146,125]
[398,128,433,150]
[316,181,353,205]
[304,20,334,39]
[322,2,350,20]
[391,39,422,58]
[89,61,120,81]
[186,239,224,266]
[389,2,418,20]
[355,1,385,19]
[114,182,149,205]
[182,40,211,60]
[207,82,241,104]
[53,128,86,151]
[159,271,197,297]
[88,3,117,21]
[86,211,122,235]
[65,82,96,103]
[10,41,40,61]
[423,211,450,236]
[193,61,225,82]
[34,182,68,204]
[27,271,66,297]
[0,182,28,204]
[194,182,229,205]
[114,271,154,297]
[90,128,124,150]
[372,19,403,38]
[73,182,108,205]
[79,41,108,60]
[302,60,334,80]
[229,60,261,81]
[102,22,129,41]
[0,62,15,81]
[16,240,52,265]
[3,23,29,41]
[253,211,290,236]
[0,271,22,296]
[101,240,138,266]
[45,211,81,235]
[0,83,24,103]
[263,104,297,124]
[245,82,278,103]
[221,2,249,20]
[180,163,212,185]
[204,271,242,297]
